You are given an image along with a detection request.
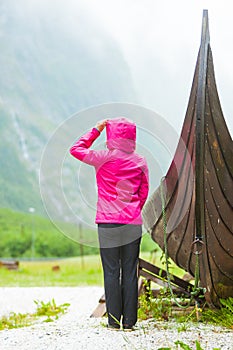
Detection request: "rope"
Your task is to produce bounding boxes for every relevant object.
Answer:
[159,177,204,309]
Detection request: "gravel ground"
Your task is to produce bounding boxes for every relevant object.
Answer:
[0,287,232,350]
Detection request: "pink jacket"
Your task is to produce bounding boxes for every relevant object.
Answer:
[70,118,149,224]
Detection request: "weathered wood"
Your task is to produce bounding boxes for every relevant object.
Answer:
[0,260,19,270]
[138,258,193,296]
[142,10,233,307]
[90,293,106,317]
[90,299,106,318]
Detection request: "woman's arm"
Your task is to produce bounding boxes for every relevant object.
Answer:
[69,120,107,166]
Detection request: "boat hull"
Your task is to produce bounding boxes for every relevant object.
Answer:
[142,10,233,307]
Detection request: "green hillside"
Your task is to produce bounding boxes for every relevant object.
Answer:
[0,208,99,258]
[0,208,158,259]
[0,1,137,215]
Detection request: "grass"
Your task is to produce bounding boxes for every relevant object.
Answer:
[0,255,104,287]
[0,249,186,287]
[0,233,186,287]
[0,299,70,330]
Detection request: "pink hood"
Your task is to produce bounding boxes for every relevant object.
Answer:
[106,117,136,153]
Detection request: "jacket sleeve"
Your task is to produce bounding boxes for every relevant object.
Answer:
[138,162,149,210]
[70,128,105,166]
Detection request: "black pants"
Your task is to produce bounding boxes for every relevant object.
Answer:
[98,224,142,328]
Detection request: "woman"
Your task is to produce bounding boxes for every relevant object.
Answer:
[70,117,149,331]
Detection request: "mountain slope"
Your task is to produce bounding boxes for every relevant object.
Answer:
[0,1,137,215]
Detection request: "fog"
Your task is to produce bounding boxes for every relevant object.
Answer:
[7,0,233,134]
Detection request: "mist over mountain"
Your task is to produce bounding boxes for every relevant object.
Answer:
[0,1,138,215]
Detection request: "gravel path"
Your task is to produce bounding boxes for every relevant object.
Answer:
[0,287,232,350]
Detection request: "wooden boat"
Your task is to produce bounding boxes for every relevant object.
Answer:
[142,10,233,307]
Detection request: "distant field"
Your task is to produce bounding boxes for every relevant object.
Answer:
[0,255,103,287]
[0,252,186,287]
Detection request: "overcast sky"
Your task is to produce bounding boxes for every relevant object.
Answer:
[21,0,233,135]
[83,0,233,135]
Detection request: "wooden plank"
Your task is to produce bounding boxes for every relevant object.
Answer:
[139,258,193,292]
[0,261,19,270]
[139,269,168,289]
[90,302,106,318]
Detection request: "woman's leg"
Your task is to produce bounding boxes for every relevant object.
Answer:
[98,224,124,327]
[99,246,122,327]
[121,228,141,328]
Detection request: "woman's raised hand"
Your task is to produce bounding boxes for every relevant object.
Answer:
[96,119,108,132]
